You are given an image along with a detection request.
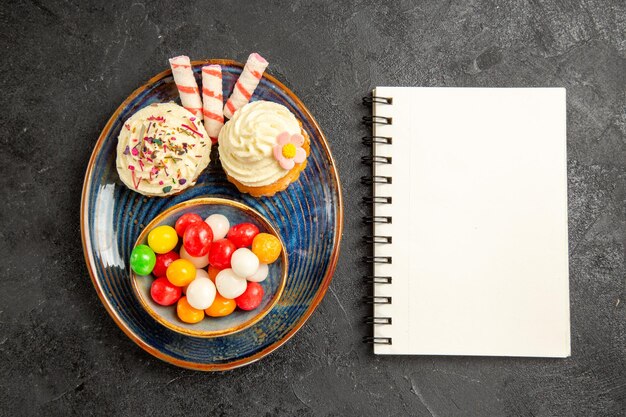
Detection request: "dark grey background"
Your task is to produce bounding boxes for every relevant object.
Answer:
[1,0,625,416]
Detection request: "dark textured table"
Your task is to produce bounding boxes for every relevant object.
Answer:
[2,1,625,416]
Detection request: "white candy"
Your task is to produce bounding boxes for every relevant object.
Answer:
[247,263,269,282]
[231,248,260,278]
[185,270,209,295]
[205,214,230,240]
[195,269,209,279]
[215,268,247,299]
[180,245,209,269]
[186,277,216,310]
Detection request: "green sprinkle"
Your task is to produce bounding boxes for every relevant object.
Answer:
[162,186,172,193]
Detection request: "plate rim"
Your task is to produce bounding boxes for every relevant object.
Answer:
[80,59,344,371]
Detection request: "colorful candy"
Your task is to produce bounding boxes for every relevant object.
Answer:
[175,213,204,237]
[148,225,178,254]
[150,277,182,306]
[215,268,247,299]
[227,222,259,248]
[208,238,236,269]
[183,221,213,257]
[130,244,156,276]
[205,294,237,317]
[235,282,264,311]
[184,269,210,294]
[205,214,230,240]
[166,259,196,287]
[180,245,209,269]
[152,251,179,277]
[247,263,268,283]
[207,265,221,282]
[176,296,205,323]
[195,269,210,280]
[231,248,260,278]
[186,277,216,310]
[252,233,282,264]
[132,211,283,325]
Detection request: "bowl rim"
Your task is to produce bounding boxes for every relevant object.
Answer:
[131,197,288,338]
[80,58,344,371]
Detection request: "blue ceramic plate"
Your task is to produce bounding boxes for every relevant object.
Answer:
[81,59,343,370]
[132,198,288,338]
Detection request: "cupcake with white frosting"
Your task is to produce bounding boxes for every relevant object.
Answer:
[218,100,309,197]
[116,102,211,196]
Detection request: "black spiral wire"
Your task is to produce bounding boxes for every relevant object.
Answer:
[361,95,393,345]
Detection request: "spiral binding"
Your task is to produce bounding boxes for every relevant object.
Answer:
[362,115,392,125]
[362,196,392,204]
[362,336,392,345]
[362,256,392,265]
[364,316,392,324]
[362,96,393,105]
[362,136,392,145]
[362,235,392,244]
[362,94,394,345]
[363,275,392,284]
[363,295,392,304]
[361,155,392,165]
[362,216,392,224]
[361,176,392,185]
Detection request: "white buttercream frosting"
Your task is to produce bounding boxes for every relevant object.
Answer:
[116,102,211,196]
[218,100,302,187]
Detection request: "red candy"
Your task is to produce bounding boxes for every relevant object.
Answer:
[183,222,213,257]
[235,282,264,311]
[150,276,182,306]
[152,251,180,277]
[208,239,236,269]
[175,213,204,237]
[227,223,259,248]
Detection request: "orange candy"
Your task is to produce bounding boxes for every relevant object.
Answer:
[251,233,282,264]
[205,294,237,317]
[177,296,205,323]
[166,259,196,287]
[207,265,221,282]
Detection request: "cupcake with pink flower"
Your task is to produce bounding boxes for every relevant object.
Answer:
[217,100,309,197]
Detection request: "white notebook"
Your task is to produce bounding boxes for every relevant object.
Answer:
[367,87,570,357]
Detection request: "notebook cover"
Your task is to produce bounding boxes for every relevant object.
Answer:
[371,87,570,357]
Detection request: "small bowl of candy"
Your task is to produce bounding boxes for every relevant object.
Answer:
[129,197,287,338]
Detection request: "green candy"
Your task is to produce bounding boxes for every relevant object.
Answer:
[130,244,156,276]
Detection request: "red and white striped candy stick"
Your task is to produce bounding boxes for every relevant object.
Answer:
[201,65,224,143]
[169,55,203,120]
[223,53,268,119]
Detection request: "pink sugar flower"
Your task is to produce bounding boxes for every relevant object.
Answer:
[273,131,306,170]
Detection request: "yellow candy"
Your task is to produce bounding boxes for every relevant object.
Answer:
[251,233,282,264]
[147,225,178,254]
[166,259,196,287]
